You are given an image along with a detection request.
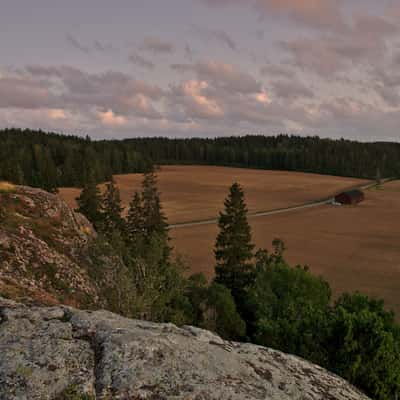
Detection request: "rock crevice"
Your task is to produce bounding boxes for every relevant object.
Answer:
[0,298,370,400]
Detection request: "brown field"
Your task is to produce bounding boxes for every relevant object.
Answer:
[59,165,367,224]
[59,166,400,315]
[171,181,400,316]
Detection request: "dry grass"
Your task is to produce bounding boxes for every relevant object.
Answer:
[0,182,15,192]
[59,165,368,223]
[59,166,400,315]
[171,180,400,316]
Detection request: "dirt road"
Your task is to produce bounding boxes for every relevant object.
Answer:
[169,179,383,229]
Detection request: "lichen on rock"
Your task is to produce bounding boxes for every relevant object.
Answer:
[0,297,370,400]
[0,185,103,308]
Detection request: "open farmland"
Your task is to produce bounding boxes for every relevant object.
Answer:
[59,165,367,224]
[171,180,400,316]
[59,166,400,314]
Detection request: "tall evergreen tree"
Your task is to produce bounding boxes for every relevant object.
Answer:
[101,177,124,236]
[126,191,145,246]
[141,171,168,244]
[214,182,255,302]
[76,170,102,229]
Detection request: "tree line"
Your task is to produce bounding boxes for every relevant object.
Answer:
[77,170,400,400]
[0,128,151,191]
[1,129,400,192]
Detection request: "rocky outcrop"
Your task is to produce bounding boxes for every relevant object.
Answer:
[0,184,103,307]
[0,298,370,400]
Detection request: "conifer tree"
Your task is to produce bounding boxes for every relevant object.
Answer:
[214,182,255,303]
[141,171,168,243]
[76,170,102,229]
[101,177,124,235]
[126,191,145,246]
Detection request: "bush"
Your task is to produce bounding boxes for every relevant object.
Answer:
[248,259,332,366]
[186,279,245,341]
[327,293,400,400]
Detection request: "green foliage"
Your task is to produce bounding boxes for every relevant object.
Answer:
[2,129,398,191]
[327,293,400,400]
[126,191,144,250]
[86,233,137,317]
[185,273,209,324]
[126,172,169,257]
[201,282,246,340]
[140,171,169,247]
[249,250,332,366]
[0,128,150,188]
[214,182,255,306]
[185,274,245,340]
[75,170,102,229]
[244,246,400,399]
[101,177,125,237]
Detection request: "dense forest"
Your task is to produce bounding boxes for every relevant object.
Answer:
[0,129,152,191]
[1,128,400,191]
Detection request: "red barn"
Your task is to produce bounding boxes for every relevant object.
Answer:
[334,189,365,205]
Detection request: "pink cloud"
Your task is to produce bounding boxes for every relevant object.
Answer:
[98,110,127,126]
[170,79,224,120]
[48,109,67,120]
[171,60,262,94]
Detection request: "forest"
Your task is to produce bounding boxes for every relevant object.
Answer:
[1,128,400,191]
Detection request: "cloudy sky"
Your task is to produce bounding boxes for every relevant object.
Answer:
[1,0,400,140]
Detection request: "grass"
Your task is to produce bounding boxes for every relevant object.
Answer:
[59,165,368,224]
[0,181,15,193]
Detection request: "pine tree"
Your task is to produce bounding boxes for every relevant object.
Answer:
[76,170,102,229]
[101,177,124,236]
[126,191,145,245]
[141,171,168,242]
[214,182,255,303]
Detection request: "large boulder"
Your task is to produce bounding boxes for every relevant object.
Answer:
[0,184,100,307]
[0,298,370,400]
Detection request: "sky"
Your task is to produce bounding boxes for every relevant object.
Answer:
[0,0,400,141]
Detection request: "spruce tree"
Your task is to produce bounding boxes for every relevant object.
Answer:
[126,191,145,246]
[214,182,255,303]
[76,170,102,229]
[101,177,124,236]
[141,171,168,243]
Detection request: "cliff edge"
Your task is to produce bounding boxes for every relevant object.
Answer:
[0,297,369,400]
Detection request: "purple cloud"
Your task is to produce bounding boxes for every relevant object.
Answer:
[140,37,175,54]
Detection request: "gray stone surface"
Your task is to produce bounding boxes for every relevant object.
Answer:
[0,298,370,400]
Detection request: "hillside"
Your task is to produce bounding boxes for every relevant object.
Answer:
[0,297,370,400]
[0,182,122,309]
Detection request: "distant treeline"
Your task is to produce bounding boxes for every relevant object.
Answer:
[1,128,400,190]
[127,135,400,178]
[0,129,152,191]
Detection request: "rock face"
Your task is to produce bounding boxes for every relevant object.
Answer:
[0,298,370,400]
[0,184,105,307]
